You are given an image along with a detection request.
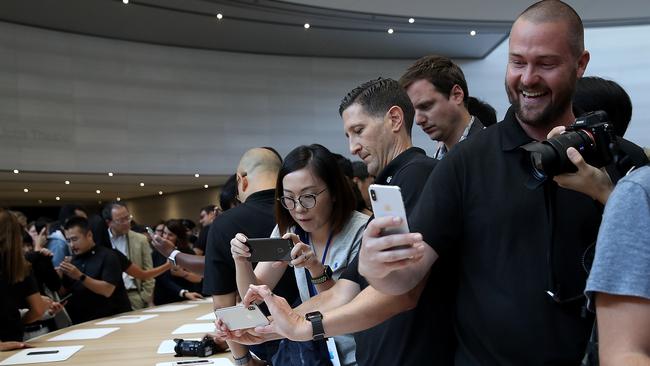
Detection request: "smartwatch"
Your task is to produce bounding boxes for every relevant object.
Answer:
[79,274,87,283]
[233,351,252,366]
[168,249,180,266]
[305,311,325,341]
[310,265,333,285]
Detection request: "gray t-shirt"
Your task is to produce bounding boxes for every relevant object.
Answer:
[585,165,650,308]
[270,210,368,366]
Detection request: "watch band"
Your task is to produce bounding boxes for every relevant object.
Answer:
[168,249,180,266]
[79,274,87,283]
[310,265,332,285]
[305,311,325,341]
[233,351,252,366]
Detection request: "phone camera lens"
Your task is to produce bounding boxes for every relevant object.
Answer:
[247,306,255,311]
[370,189,376,201]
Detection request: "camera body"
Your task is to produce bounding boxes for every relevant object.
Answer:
[173,336,217,358]
[521,110,616,180]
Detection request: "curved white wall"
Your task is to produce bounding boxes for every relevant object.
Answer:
[0,21,648,177]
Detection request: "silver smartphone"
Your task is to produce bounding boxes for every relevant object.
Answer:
[214,304,269,330]
[369,184,410,236]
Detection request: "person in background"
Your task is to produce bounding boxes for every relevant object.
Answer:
[195,205,219,256]
[350,161,374,212]
[467,96,497,127]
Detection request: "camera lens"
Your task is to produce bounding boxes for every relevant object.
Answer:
[370,189,376,201]
[248,306,255,311]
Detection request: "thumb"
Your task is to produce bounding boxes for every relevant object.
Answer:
[282,233,301,245]
[566,147,586,169]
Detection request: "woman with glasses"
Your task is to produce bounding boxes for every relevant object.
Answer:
[229,144,368,366]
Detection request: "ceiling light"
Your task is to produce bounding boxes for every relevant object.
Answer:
[408,18,415,24]
[122,0,128,4]
[387,28,394,34]
[116,197,121,201]
[55,196,60,201]
[13,169,19,174]
[23,188,29,193]
[204,184,209,189]
[470,30,477,36]
[96,189,101,194]
[158,191,163,195]
[108,172,114,177]
[65,180,70,185]
[194,173,200,178]
[304,23,310,29]
[38,200,43,204]
[139,182,145,187]
[216,13,223,20]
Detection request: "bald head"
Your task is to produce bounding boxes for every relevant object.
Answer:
[236,147,282,200]
[516,0,584,58]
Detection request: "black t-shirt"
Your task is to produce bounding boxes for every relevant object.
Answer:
[0,273,39,341]
[25,251,61,295]
[340,147,456,366]
[409,106,607,365]
[194,225,210,253]
[62,245,132,324]
[203,189,298,302]
[152,247,202,305]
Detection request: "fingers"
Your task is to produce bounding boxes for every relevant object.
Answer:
[282,233,301,244]
[546,125,566,139]
[230,234,251,260]
[289,242,315,267]
[565,147,586,169]
[364,231,423,253]
[365,216,411,238]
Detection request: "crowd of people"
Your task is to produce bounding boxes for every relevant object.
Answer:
[1,1,649,364]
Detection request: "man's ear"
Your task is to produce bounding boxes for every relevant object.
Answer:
[241,175,249,193]
[449,84,465,106]
[386,105,405,133]
[576,50,590,78]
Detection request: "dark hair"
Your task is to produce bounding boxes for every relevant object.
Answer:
[333,154,354,179]
[518,0,584,58]
[0,209,30,284]
[351,161,370,180]
[399,55,469,107]
[468,97,497,127]
[275,144,356,236]
[58,204,86,224]
[339,78,415,136]
[200,205,216,214]
[165,219,189,249]
[88,214,111,248]
[181,219,196,231]
[220,174,239,211]
[102,201,128,221]
[63,216,91,234]
[573,76,632,137]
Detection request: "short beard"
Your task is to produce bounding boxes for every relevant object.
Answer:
[505,78,575,129]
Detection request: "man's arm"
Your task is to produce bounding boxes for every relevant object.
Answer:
[293,279,360,315]
[60,261,117,297]
[152,234,205,274]
[596,293,650,366]
[213,293,254,363]
[138,237,155,303]
[358,216,437,295]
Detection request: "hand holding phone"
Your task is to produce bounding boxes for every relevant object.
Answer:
[245,238,294,262]
[369,184,410,236]
[214,304,269,330]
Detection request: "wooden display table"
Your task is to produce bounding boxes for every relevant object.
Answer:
[1,300,233,366]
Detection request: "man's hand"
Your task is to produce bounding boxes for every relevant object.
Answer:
[230,233,251,263]
[34,227,48,251]
[214,318,270,345]
[183,291,204,301]
[59,261,83,280]
[0,341,32,352]
[243,284,312,341]
[151,234,175,258]
[358,216,426,281]
[548,126,614,204]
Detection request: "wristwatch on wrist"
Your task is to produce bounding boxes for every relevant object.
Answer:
[233,351,252,366]
[179,289,188,298]
[168,249,180,266]
[310,265,333,285]
[305,311,325,341]
[79,274,87,283]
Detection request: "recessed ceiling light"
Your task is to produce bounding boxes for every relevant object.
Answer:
[158,191,163,195]
[304,23,310,29]
[38,200,43,204]
[194,173,200,178]
[204,184,209,189]
[216,13,223,20]
[408,18,415,24]
[65,180,70,185]
[55,196,60,201]
[122,0,128,4]
[387,28,394,34]
[96,189,101,194]
[116,197,121,201]
[470,30,477,36]
[13,169,19,174]
[108,172,114,177]
[23,188,29,193]
[139,182,145,187]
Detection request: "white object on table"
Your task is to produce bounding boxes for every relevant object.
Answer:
[189,298,213,304]
[144,304,199,313]
[195,312,216,321]
[171,323,216,335]
[0,346,84,365]
[96,314,159,325]
[47,328,119,341]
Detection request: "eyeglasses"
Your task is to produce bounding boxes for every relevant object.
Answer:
[279,188,327,210]
[112,215,132,224]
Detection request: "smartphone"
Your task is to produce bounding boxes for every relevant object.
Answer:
[245,238,294,262]
[369,184,410,236]
[59,293,73,302]
[214,304,269,330]
[145,226,155,237]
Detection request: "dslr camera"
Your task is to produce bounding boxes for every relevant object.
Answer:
[173,336,219,358]
[521,110,617,180]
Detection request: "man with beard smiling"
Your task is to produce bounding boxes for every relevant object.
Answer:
[356,1,645,364]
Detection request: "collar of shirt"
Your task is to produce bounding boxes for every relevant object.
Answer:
[375,147,428,185]
[108,227,126,241]
[243,189,276,203]
[435,116,477,160]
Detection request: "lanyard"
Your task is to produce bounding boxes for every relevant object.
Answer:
[306,231,333,297]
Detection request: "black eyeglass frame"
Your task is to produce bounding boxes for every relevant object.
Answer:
[278,188,328,210]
